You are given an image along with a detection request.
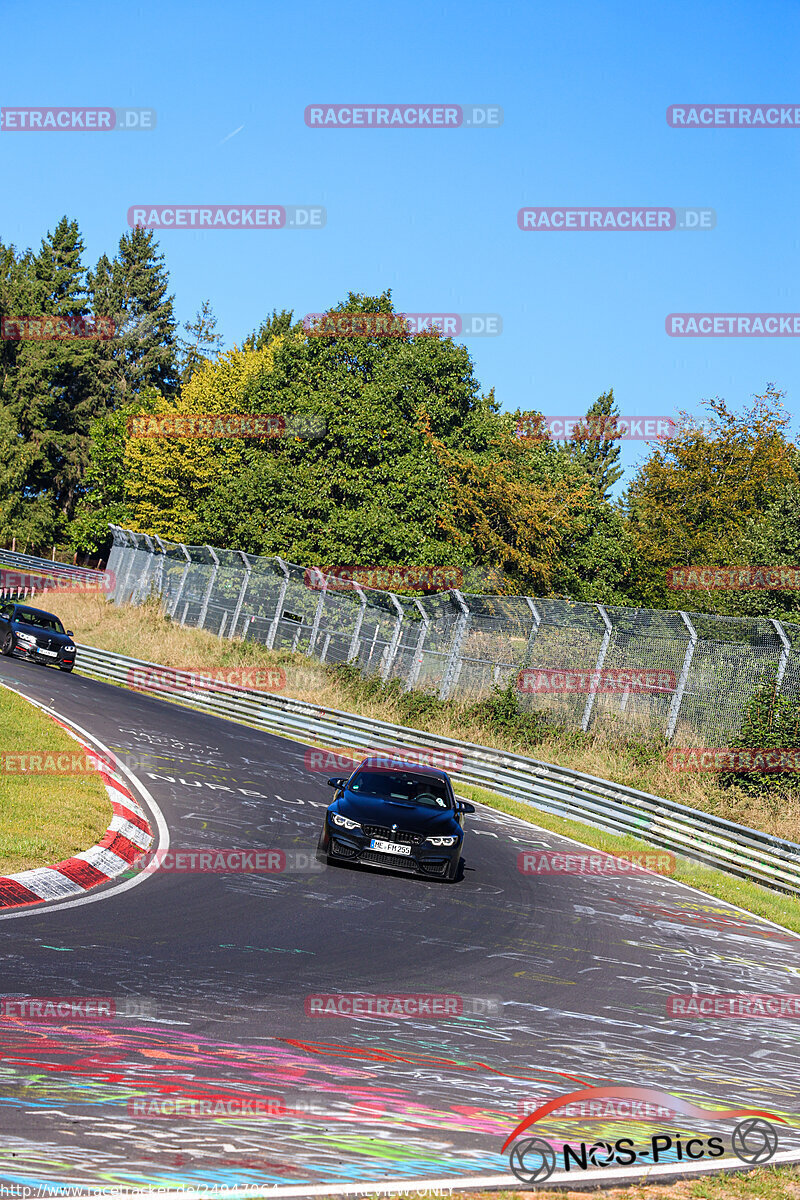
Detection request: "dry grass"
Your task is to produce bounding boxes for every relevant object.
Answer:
[0,685,110,874]
[49,592,800,849]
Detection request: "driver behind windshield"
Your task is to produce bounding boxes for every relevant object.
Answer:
[348,769,451,808]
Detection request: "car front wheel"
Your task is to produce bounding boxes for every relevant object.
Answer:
[58,664,74,673]
[1,632,13,656]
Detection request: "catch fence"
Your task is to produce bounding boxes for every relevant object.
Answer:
[106,526,800,745]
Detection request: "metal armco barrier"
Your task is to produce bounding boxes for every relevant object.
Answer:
[74,642,800,901]
[0,549,105,581]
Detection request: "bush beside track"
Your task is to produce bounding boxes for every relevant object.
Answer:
[0,687,110,874]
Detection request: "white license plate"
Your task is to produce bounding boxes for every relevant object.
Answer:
[370,839,411,855]
[38,649,58,657]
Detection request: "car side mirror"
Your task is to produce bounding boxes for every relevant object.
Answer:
[67,630,74,637]
[455,798,475,813]
[327,776,348,788]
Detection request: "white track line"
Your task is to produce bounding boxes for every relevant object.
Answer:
[40,1147,800,1199]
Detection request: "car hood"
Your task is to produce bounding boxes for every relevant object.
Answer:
[335,792,459,832]
[13,620,72,644]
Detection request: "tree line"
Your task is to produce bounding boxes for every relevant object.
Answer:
[1,216,798,622]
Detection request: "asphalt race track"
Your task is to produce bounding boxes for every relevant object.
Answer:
[2,656,800,1193]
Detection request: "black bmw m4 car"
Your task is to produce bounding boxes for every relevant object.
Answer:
[317,757,475,882]
[0,602,77,672]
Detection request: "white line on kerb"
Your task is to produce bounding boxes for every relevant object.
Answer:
[0,682,169,921]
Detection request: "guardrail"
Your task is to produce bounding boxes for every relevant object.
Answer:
[71,642,800,900]
[0,549,106,581]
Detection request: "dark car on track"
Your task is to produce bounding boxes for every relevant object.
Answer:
[0,602,77,672]
[317,757,475,882]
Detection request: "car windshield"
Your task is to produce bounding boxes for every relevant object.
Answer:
[349,769,451,808]
[15,609,64,633]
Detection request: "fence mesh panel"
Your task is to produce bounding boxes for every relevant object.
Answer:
[106,527,796,744]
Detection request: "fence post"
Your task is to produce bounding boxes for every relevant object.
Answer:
[347,583,368,663]
[152,535,167,600]
[404,599,430,691]
[230,551,252,639]
[118,529,139,605]
[169,544,192,618]
[581,605,613,732]
[771,618,791,695]
[381,593,405,680]
[665,611,698,742]
[307,568,328,655]
[266,558,290,650]
[197,546,219,630]
[141,534,158,602]
[438,591,470,701]
[523,597,542,660]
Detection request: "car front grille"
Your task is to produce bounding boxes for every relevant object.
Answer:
[360,850,419,871]
[362,825,425,845]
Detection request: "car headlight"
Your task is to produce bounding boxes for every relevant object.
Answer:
[427,835,457,846]
[331,813,362,831]
[15,632,35,645]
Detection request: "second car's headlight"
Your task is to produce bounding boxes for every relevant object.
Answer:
[15,632,35,644]
[331,813,362,831]
[427,835,457,846]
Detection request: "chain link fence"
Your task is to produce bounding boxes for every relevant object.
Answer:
[106,526,800,745]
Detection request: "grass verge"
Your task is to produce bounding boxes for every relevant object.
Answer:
[0,685,111,874]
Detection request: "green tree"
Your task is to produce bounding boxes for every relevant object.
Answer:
[88,227,179,404]
[243,308,299,352]
[623,388,798,609]
[0,218,107,543]
[178,299,224,386]
[565,388,624,501]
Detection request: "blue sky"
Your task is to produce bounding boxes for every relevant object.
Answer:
[2,0,799,489]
